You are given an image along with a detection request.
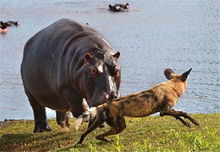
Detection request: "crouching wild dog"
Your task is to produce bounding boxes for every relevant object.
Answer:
[74,68,199,144]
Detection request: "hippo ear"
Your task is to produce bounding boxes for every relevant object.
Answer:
[180,68,192,82]
[164,68,175,80]
[84,53,92,63]
[113,51,120,59]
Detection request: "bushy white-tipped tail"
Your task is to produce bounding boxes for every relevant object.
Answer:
[74,107,97,130]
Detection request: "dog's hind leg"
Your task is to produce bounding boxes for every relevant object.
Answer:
[175,110,200,126]
[96,117,126,142]
[160,109,199,127]
[173,115,191,127]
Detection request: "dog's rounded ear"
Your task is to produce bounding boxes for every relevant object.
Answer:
[181,68,192,82]
[164,68,175,80]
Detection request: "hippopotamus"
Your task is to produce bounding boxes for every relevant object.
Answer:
[21,18,121,133]
[108,3,129,12]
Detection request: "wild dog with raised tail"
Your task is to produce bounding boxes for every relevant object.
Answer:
[74,68,199,144]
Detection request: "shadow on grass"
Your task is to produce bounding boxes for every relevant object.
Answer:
[1,133,31,139]
[0,132,67,151]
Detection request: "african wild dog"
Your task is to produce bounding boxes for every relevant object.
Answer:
[74,68,199,144]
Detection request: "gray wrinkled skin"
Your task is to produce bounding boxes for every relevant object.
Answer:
[21,18,121,132]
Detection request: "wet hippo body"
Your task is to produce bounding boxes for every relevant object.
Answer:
[21,18,121,132]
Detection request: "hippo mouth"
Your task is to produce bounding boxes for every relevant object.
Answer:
[87,91,119,107]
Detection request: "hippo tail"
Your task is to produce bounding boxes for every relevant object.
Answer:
[74,107,98,130]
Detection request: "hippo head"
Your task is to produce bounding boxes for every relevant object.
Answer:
[73,50,121,107]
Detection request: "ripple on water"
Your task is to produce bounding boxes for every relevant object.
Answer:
[0,0,219,120]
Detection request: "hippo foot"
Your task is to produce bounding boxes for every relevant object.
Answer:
[58,121,70,129]
[33,126,52,133]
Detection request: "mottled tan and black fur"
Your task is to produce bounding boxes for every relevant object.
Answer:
[74,68,199,144]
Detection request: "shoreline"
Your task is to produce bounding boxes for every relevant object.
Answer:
[1,113,219,128]
[0,112,217,122]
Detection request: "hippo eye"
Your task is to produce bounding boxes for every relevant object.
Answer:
[107,65,120,77]
[90,67,99,79]
[107,65,115,76]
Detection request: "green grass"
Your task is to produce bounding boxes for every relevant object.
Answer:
[0,114,219,151]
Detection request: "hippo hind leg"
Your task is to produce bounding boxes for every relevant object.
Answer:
[26,92,52,133]
[56,111,70,129]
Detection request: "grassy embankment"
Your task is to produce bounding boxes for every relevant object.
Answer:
[0,113,219,151]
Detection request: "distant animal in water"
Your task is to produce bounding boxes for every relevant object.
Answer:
[108,3,129,12]
[74,68,200,144]
[6,21,19,26]
[0,21,19,28]
[0,21,8,34]
[0,21,19,34]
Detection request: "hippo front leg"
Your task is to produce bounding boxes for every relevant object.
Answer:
[62,88,85,118]
[28,96,52,133]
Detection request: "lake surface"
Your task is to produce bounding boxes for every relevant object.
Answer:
[0,0,219,121]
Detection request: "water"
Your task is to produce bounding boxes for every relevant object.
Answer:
[0,0,219,121]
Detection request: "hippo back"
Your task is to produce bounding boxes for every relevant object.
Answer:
[21,19,121,114]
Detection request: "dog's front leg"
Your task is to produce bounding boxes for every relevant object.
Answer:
[88,119,105,129]
[75,116,104,145]
[96,117,126,142]
[96,127,118,142]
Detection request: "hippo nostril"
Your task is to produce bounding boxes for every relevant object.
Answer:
[109,92,118,100]
[116,92,120,98]
[113,95,118,99]
[103,92,118,100]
